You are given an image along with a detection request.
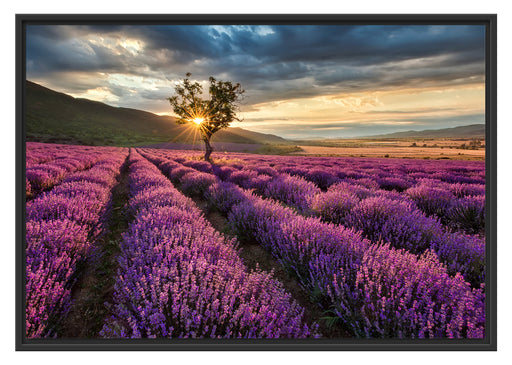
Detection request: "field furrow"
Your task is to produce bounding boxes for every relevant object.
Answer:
[25,143,124,200]
[138,149,348,337]
[143,148,484,288]
[25,147,128,338]
[136,148,485,339]
[24,143,487,340]
[101,149,316,339]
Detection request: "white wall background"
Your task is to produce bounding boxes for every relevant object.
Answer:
[1,1,508,363]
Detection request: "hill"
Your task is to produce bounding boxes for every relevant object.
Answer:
[363,124,485,139]
[25,80,288,146]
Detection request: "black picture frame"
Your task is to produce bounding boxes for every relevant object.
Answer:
[16,13,497,351]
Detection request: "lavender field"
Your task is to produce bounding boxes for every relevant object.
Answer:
[25,142,486,339]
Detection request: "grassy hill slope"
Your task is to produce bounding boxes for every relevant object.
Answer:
[25,80,288,146]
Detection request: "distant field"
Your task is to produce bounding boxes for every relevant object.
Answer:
[145,141,302,155]
[292,138,485,160]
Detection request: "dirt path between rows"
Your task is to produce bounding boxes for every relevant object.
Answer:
[194,198,352,338]
[60,158,131,338]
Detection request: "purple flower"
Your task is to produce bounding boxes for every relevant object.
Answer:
[25,144,127,337]
[102,149,317,339]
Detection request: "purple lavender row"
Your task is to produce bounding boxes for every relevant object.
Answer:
[138,149,320,214]
[244,154,484,185]
[197,152,484,187]
[267,156,485,190]
[25,143,122,199]
[222,150,484,184]
[248,169,485,236]
[242,157,485,234]
[137,150,485,279]
[310,183,485,287]
[101,149,316,339]
[26,142,74,167]
[144,148,485,224]
[137,149,485,338]
[143,149,485,234]
[25,147,128,338]
[342,177,485,235]
[405,179,485,234]
[165,153,484,287]
[222,184,485,338]
[26,142,108,168]
[223,157,485,234]
[143,148,486,233]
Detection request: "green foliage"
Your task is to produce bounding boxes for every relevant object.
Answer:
[169,73,245,161]
[168,73,245,139]
[254,144,303,155]
[319,311,344,330]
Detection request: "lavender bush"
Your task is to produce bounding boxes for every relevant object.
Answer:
[406,182,454,220]
[180,171,219,197]
[448,195,486,234]
[115,148,487,339]
[226,192,485,338]
[310,190,359,224]
[205,181,248,214]
[329,244,485,338]
[101,150,316,338]
[264,174,320,214]
[25,146,127,337]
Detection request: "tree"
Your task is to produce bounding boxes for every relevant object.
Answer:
[168,73,245,162]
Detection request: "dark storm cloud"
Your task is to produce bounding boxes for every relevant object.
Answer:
[27,27,131,74]
[212,25,484,104]
[134,25,236,60]
[27,24,484,81]
[26,23,486,135]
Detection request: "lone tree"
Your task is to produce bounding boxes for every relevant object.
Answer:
[168,73,245,162]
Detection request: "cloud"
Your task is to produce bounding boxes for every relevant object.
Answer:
[25,24,486,138]
[244,113,484,139]
[27,24,484,89]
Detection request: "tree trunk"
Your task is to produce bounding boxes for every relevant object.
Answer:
[203,135,213,162]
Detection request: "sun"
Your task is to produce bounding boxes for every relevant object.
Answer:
[193,117,204,125]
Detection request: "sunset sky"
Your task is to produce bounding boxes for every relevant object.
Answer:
[26,24,486,139]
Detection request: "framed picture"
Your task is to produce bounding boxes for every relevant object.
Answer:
[16,14,497,351]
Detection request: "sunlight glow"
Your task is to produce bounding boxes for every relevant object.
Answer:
[240,84,485,136]
[193,117,204,125]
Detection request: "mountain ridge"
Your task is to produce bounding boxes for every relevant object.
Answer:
[25,80,288,146]
[361,124,485,139]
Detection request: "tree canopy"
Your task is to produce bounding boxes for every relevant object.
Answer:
[168,73,245,161]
